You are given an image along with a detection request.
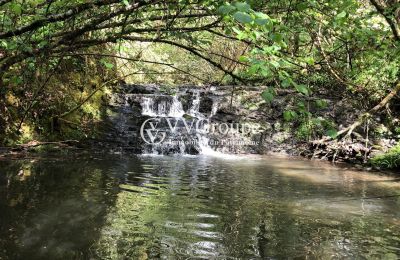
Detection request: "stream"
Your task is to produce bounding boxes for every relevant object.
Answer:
[0,154,399,259]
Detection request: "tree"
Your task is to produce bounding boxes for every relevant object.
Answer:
[0,0,243,143]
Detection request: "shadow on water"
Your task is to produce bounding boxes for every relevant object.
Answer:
[0,156,124,259]
[0,154,400,259]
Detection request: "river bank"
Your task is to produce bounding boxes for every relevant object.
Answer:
[0,84,399,170]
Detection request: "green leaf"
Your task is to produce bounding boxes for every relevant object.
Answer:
[261,89,274,102]
[254,18,268,26]
[105,63,114,69]
[217,4,236,15]
[283,111,291,121]
[238,55,248,62]
[283,110,298,121]
[271,33,283,43]
[234,2,251,12]
[326,129,338,138]
[295,84,310,96]
[100,59,114,69]
[0,40,7,48]
[122,0,130,7]
[255,12,269,19]
[337,11,346,19]
[11,3,22,15]
[305,57,315,65]
[233,12,253,24]
[270,60,280,68]
[260,67,271,77]
[23,45,33,53]
[38,40,48,48]
[297,101,305,109]
[281,78,292,88]
[315,99,328,109]
[11,76,23,85]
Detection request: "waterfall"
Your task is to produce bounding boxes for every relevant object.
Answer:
[169,95,185,117]
[210,99,219,117]
[142,97,156,116]
[141,95,184,118]
[189,91,201,117]
[139,90,220,156]
[108,85,256,156]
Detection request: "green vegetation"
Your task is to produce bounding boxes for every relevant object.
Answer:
[0,0,399,168]
[370,144,400,169]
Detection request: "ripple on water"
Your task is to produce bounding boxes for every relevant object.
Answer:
[0,155,399,259]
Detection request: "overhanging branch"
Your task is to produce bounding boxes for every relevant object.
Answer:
[122,36,244,83]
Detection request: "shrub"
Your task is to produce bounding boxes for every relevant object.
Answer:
[370,144,400,170]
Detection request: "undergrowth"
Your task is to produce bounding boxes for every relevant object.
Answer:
[370,144,400,170]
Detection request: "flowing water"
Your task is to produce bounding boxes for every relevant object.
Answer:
[0,154,399,259]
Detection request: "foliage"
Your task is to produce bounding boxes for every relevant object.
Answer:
[0,0,399,145]
[0,0,234,144]
[296,117,337,141]
[370,144,400,169]
[219,0,400,140]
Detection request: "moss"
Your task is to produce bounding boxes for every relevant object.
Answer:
[370,144,400,170]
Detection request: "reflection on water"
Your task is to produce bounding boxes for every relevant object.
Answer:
[0,155,399,259]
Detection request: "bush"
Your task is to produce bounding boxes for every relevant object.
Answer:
[370,144,400,170]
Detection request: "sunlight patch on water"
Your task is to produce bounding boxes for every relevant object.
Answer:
[292,198,385,218]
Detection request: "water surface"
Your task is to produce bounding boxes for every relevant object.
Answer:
[0,154,399,259]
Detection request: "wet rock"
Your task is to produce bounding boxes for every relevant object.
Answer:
[92,84,399,160]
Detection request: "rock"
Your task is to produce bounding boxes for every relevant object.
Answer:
[89,84,399,160]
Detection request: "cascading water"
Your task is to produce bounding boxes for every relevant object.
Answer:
[142,95,184,118]
[169,95,185,117]
[210,99,219,117]
[107,85,259,156]
[142,97,156,116]
[189,91,201,117]
[139,90,219,155]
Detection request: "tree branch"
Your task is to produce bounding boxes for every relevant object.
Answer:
[315,81,400,143]
[53,52,209,82]
[369,0,400,41]
[0,0,121,39]
[121,36,244,83]
[53,53,174,66]
[57,0,157,43]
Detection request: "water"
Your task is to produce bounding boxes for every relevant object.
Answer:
[141,97,156,117]
[139,90,220,155]
[188,91,201,118]
[0,154,399,259]
[140,95,185,118]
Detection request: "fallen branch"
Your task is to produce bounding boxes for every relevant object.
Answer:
[13,140,79,150]
[314,81,400,144]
